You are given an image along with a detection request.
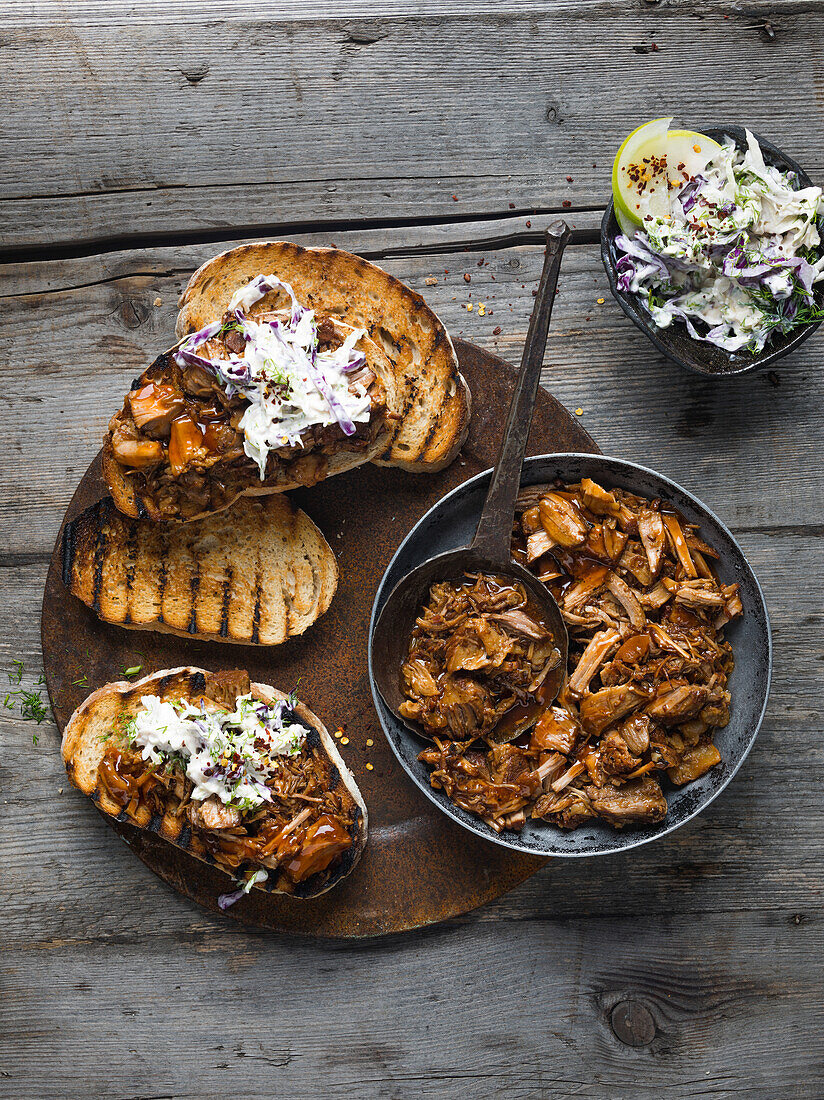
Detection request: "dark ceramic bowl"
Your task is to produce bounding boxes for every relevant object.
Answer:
[368,454,772,857]
[601,125,824,377]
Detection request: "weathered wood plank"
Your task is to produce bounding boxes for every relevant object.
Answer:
[2,910,821,1100]
[3,4,824,250]
[4,0,586,23]
[0,229,822,558]
[2,6,823,1095]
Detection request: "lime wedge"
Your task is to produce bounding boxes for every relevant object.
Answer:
[612,118,722,235]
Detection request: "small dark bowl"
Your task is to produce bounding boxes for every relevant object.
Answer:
[368,454,772,857]
[601,125,824,377]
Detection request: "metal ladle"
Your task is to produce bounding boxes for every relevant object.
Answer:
[371,221,571,743]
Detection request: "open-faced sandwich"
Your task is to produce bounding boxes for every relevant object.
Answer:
[62,667,367,901]
[104,242,470,522]
[62,495,338,646]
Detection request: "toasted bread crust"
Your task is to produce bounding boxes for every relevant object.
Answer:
[177,242,470,472]
[62,496,338,646]
[62,667,367,899]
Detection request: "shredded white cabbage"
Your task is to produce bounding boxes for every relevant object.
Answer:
[130,692,307,810]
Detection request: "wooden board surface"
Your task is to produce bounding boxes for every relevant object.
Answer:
[3,3,824,254]
[2,1,824,1096]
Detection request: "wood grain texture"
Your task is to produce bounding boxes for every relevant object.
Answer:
[2,910,821,1100]
[3,3,824,252]
[3,0,824,1094]
[0,227,821,555]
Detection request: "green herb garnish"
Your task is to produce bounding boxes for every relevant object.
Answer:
[20,690,48,723]
[3,662,50,726]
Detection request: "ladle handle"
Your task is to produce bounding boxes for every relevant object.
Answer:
[470,220,571,563]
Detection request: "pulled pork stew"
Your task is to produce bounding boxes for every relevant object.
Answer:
[97,671,357,893]
[109,310,387,521]
[400,573,562,740]
[416,480,742,834]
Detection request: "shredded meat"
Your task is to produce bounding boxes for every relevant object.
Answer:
[96,684,358,893]
[586,777,668,828]
[203,669,251,708]
[188,796,242,831]
[400,573,562,740]
[109,309,389,522]
[415,480,741,835]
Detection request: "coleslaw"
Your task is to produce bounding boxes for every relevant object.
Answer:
[174,275,371,478]
[126,692,308,811]
[615,130,824,353]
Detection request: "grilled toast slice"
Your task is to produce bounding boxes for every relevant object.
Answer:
[62,495,337,646]
[62,667,367,900]
[175,241,471,471]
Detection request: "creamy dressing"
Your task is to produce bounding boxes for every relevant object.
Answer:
[174,274,371,478]
[616,130,824,352]
[130,692,308,809]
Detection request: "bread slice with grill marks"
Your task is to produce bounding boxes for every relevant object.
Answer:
[62,495,337,646]
[62,667,367,900]
[176,241,471,473]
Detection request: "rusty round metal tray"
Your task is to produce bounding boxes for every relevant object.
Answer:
[42,339,598,938]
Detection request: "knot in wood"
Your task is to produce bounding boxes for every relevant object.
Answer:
[119,297,150,330]
[610,999,656,1047]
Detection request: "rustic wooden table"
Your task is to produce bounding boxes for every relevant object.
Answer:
[2,2,822,1097]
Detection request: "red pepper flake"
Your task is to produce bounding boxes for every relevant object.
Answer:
[452,194,458,201]
[562,200,572,208]
[532,289,538,297]
[463,273,471,283]
[566,175,573,182]
[651,42,658,51]
[477,258,484,267]
[526,220,532,227]
[492,325,502,335]
[491,274,496,280]
[444,269,449,274]
[508,202,515,209]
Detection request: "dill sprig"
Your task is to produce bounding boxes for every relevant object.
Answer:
[4,661,50,730]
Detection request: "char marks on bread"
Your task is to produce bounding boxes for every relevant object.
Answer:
[62,495,338,646]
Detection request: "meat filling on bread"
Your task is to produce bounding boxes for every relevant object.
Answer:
[84,669,363,896]
[106,274,393,521]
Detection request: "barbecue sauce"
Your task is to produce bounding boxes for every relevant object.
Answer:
[400,572,562,742]
[284,816,352,883]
